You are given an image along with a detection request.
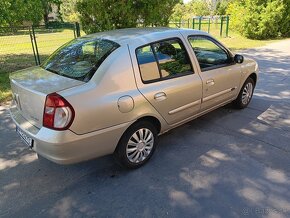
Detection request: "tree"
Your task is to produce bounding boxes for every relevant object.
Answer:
[215,0,229,15]
[170,3,186,21]
[59,0,80,22]
[187,0,211,16]
[26,0,44,25]
[0,0,12,27]
[0,0,43,27]
[227,0,289,39]
[280,0,290,37]
[0,0,62,27]
[77,0,180,34]
[171,0,211,20]
[139,0,181,26]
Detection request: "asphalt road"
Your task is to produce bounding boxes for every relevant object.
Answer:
[1,39,290,218]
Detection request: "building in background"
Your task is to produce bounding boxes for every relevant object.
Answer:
[47,4,60,22]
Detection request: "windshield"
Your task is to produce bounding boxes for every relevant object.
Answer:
[42,38,119,81]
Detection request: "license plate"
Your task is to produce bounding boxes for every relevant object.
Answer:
[16,127,33,148]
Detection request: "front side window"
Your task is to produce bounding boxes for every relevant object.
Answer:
[188,36,230,71]
[42,38,119,81]
[136,38,193,83]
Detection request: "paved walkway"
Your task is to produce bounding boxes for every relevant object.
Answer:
[1,39,290,218]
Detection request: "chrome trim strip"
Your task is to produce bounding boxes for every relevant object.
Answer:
[169,99,201,115]
[203,87,237,103]
[164,97,235,132]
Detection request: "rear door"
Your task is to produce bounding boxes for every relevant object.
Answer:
[187,36,242,110]
[131,37,202,125]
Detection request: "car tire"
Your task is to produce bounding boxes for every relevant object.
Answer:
[114,121,158,169]
[233,77,255,109]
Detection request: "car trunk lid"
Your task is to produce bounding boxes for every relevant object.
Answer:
[10,66,84,128]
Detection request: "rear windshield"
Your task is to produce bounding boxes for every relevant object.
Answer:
[41,38,119,81]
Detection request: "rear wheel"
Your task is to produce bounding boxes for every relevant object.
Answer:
[233,77,255,109]
[114,121,158,169]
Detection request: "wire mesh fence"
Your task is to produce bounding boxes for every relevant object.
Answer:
[0,23,79,101]
[0,26,36,101]
[0,23,79,75]
[0,26,35,74]
[33,25,77,64]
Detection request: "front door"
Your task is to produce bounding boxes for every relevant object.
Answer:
[188,36,242,110]
[134,38,202,125]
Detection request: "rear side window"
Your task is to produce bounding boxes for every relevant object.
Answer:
[42,38,119,82]
[136,38,193,83]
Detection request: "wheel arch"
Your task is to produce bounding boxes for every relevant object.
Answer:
[249,72,257,86]
[135,116,161,134]
[114,115,162,153]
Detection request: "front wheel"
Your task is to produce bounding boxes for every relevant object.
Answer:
[114,121,158,169]
[233,77,255,109]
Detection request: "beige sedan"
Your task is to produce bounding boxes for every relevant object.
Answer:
[9,28,258,168]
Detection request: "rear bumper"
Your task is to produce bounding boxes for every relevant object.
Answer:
[9,106,132,164]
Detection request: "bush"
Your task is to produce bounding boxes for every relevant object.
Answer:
[215,1,228,15]
[45,21,75,29]
[77,0,179,34]
[227,0,289,39]
[280,0,290,37]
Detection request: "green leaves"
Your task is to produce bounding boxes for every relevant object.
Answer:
[0,0,41,26]
[0,0,59,27]
[77,0,179,34]
[215,1,228,15]
[170,0,211,21]
[59,0,80,23]
[227,0,290,39]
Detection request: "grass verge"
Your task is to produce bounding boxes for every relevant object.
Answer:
[0,72,11,104]
[218,32,283,50]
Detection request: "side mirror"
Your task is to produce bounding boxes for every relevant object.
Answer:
[234,54,244,64]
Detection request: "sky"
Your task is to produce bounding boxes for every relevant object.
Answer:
[183,0,192,3]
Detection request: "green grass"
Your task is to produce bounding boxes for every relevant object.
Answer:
[0,29,75,103]
[0,27,284,103]
[217,32,283,50]
[0,72,10,103]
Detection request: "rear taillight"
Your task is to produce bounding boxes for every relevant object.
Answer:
[43,93,75,130]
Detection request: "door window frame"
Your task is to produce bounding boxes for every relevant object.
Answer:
[135,37,195,84]
[187,35,235,72]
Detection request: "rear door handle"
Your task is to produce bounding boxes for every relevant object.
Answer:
[154,92,167,101]
[206,79,215,86]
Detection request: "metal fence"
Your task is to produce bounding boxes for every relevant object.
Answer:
[0,23,80,75]
[0,18,229,76]
[169,15,230,37]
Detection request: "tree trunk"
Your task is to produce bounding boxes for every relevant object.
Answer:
[43,12,49,25]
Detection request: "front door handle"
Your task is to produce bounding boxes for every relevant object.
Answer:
[206,79,215,86]
[154,92,167,101]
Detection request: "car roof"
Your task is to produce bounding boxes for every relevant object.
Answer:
[82,27,209,45]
